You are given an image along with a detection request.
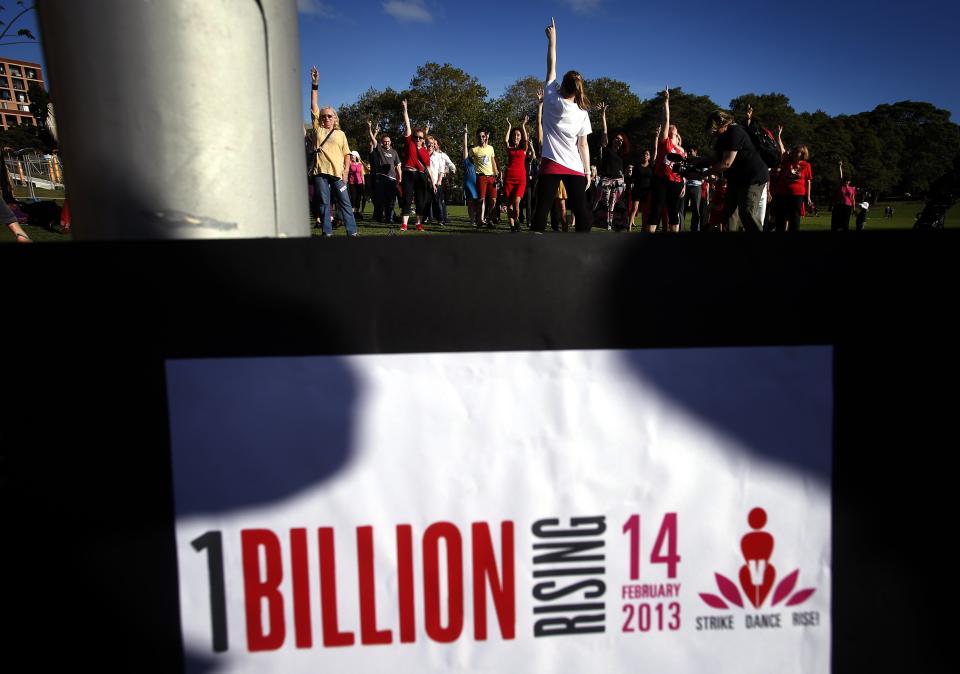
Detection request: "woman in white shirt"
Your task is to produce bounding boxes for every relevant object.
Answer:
[531,18,594,233]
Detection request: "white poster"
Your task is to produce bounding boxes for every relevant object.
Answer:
[166,347,831,673]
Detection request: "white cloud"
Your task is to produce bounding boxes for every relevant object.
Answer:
[298,0,337,17]
[561,0,602,13]
[383,0,433,23]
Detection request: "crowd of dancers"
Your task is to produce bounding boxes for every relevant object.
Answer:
[306,18,868,237]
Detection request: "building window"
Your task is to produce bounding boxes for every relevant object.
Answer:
[5,114,18,127]
[16,93,25,102]
[12,78,25,91]
[9,65,21,77]
[19,104,30,112]
[0,64,6,75]
[25,68,37,79]
[0,89,10,101]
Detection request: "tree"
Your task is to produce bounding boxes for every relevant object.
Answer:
[624,88,719,156]
[583,77,643,132]
[406,62,488,158]
[491,76,541,123]
[0,2,37,48]
[729,93,798,132]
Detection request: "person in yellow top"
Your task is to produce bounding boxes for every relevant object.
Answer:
[469,128,499,227]
[309,65,358,237]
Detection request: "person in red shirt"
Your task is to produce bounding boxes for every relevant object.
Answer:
[831,160,857,231]
[647,87,686,232]
[399,98,433,232]
[773,142,813,232]
[504,116,531,233]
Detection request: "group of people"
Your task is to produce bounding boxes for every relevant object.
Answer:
[305,18,866,237]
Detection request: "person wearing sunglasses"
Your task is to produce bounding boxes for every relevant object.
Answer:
[399,99,433,232]
[308,66,358,237]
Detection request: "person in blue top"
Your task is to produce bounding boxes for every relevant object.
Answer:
[463,125,479,225]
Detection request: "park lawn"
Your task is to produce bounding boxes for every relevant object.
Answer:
[317,200,960,236]
[2,198,956,243]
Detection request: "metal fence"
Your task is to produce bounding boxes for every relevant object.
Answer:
[4,154,65,199]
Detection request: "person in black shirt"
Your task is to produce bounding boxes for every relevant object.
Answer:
[706,109,769,232]
[627,148,653,232]
[594,102,627,230]
[367,120,402,224]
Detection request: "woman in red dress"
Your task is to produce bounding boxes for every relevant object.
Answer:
[503,116,530,233]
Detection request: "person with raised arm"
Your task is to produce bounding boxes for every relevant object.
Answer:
[470,126,499,228]
[648,88,686,233]
[772,137,813,232]
[399,99,432,232]
[832,160,857,231]
[595,102,629,230]
[531,18,593,233]
[504,116,530,232]
[308,66,358,237]
[366,120,401,224]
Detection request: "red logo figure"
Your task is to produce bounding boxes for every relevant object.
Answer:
[698,506,816,611]
[739,507,775,608]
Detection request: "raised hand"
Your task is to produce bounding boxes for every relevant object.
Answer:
[777,124,783,137]
[746,104,754,120]
[545,16,556,40]
[310,66,318,86]
[662,86,669,99]
[598,101,608,114]
[523,114,530,125]
[536,87,544,103]
[401,99,408,111]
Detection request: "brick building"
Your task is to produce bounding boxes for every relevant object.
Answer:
[0,57,44,129]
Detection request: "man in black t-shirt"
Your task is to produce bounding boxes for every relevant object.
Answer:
[367,121,402,223]
[706,109,769,232]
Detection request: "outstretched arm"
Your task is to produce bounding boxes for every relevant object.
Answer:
[401,99,412,138]
[838,160,844,181]
[652,124,661,161]
[504,119,512,146]
[463,124,469,160]
[545,17,557,84]
[310,66,319,117]
[599,102,609,147]
[776,125,786,157]
[367,119,378,151]
[521,114,530,146]
[536,88,544,144]
[660,87,670,141]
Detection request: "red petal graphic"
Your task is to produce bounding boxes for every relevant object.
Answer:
[786,588,816,606]
[699,593,729,610]
[715,573,744,607]
[772,569,799,606]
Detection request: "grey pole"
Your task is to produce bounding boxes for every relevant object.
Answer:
[37,0,309,240]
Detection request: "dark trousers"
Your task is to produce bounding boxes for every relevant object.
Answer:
[685,188,704,231]
[430,185,447,223]
[831,204,852,231]
[649,176,683,227]
[533,174,592,232]
[774,195,804,232]
[374,174,398,223]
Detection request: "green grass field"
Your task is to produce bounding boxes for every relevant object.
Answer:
[2,194,956,243]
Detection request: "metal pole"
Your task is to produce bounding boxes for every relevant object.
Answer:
[37,0,309,240]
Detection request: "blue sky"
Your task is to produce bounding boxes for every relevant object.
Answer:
[299,0,958,122]
[5,2,956,124]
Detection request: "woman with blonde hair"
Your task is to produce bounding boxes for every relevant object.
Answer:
[648,87,686,232]
[772,129,813,232]
[531,18,593,233]
[308,66,358,237]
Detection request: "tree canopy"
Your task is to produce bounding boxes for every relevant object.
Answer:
[326,62,960,200]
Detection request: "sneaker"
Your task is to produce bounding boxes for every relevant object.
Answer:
[416,223,424,232]
[348,232,359,237]
[400,223,408,232]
